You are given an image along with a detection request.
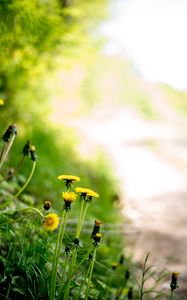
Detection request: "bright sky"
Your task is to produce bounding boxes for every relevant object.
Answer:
[102,0,187,90]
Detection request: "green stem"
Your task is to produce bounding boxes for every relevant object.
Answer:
[62,201,90,300]
[50,210,67,300]
[75,199,85,238]
[57,254,70,300]
[79,201,89,235]
[14,161,36,198]
[75,262,92,300]
[0,134,16,170]
[0,142,6,166]
[85,247,97,300]
[170,290,174,300]
[63,247,78,300]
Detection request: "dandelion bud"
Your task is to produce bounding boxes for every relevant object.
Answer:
[93,233,102,246]
[73,238,80,247]
[119,254,125,265]
[64,246,70,255]
[30,145,38,161]
[22,140,31,156]
[127,287,133,300]
[88,254,93,261]
[125,269,130,280]
[112,263,118,270]
[170,272,179,291]
[43,200,51,210]
[91,220,103,238]
[2,124,17,142]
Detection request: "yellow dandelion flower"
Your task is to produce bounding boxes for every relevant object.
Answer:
[58,175,80,189]
[0,99,4,105]
[63,191,77,203]
[87,190,99,198]
[62,192,77,210]
[43,213,59,231]
[75,187,91,194]
[75,187,99,201]
[58,175,80,182]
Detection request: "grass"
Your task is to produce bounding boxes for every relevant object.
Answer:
[0,122,182,299]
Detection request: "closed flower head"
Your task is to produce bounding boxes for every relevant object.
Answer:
[43,213,59,231]
[93,232,102,246]
[2,124,17,142]
[62,191,77,210]
[91,220,103,238]
[58,175,80,189]
[43,200,51,211]
[30,145,38,161]
[170,272,179,291]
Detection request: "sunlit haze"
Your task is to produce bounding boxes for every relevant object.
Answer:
[102,0,187,90]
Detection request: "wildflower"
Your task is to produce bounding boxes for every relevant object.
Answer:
[43,200,51,211]
[22,140,31,156]
[91,220,103,238]
[87,189,99,201]
[88,254,93,261]
[75,187,99,202]
[62,191,77,210]
[30,145,38,161]
[0,99,4,105]
[170,272,179,291]
[64,246,71,255]
[125,269,130,280]
[43,213,59,231]
[119,254,125,265]
[73,238,80,247]
[112,263,118,270]
[93,233,102,246]
[2,124,17,142]
[58,175,80,189]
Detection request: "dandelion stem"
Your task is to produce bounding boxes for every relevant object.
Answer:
[57,254,70,300]
[0,134,16,170]
[79,201,89,234]
[75,261,92,300]
[75,199,85,238]
[14,161,36,198]
[85,247,97,300]
[170,290,174,300]
[63,201,90,300]
[0,142,6,166]
[50,210,67,300]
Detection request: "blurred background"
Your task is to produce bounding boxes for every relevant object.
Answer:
[1,0,187,276]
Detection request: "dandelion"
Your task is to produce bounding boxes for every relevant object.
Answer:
[112,263,118,270]
[91,220,103,237]
[93,233,102,246]
[2,124,17,142]
[43,213,59,231]
[0,124,17,170]
[22,140,31,156]
[30,145,38,161]
[127,287,133,300]
[62,191,77,210]
[170,272,179,300]
[43,200,51,210]
[58,174,80,189]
